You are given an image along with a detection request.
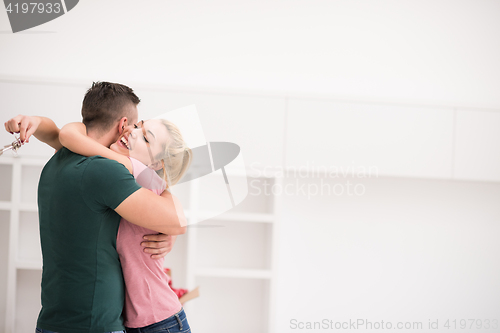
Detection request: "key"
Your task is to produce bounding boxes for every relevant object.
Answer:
[0,136,22,156]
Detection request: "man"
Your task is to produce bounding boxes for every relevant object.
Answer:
[5,82,186,333]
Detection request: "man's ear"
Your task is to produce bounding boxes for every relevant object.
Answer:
[118,117,128,135]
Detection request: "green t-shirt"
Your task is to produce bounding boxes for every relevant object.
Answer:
[36,148,141,333]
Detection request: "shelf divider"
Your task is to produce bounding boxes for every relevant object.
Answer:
[196,267,272,279]
[19,203,38,212]
[0,201,12,210]
[16,260,42,270]
[185,210,274,223]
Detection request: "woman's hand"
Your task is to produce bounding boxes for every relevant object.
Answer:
[4,115,62,150]
[4,115,42,143]
[141,233,177,259]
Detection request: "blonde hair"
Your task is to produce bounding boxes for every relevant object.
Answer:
[153,119,192,187]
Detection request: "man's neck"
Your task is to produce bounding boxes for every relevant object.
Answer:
[87,129,115,148]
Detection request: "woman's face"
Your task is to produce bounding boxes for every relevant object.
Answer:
[110,119,170,167]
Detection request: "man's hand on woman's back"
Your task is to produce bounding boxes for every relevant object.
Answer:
[141,233,177,259]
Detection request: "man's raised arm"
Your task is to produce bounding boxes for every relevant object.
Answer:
[115,188,187,235]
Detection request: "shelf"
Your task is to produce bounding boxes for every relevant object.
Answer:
[19,203,38,212]
[0,203,38,211]
[195,220,272,270]
[18,211,42,267]
[190,276,269,333]
[204,211,274,223]
[0,156,18,164]
[196,268,272,279]
[0,156,48,166]
[16,260,42,270]
[196,175,275,214]
[15,270,43,333]
[0,164,13,201]
[0,201,11,210]
[186,210,274,223]
[21,165,43,204]
[0,202,39,211]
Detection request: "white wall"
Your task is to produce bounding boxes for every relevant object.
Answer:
[1,0,500,108]
[275,176,500,331]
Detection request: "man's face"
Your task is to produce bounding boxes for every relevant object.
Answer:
[107,102,138,152]
[124,103,139,130]
[108,103,138,146]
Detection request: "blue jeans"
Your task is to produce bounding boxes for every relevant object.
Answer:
[125,308,190,333]
[36,329,124,333]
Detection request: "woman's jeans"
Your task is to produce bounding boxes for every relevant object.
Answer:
[126,308,190,333]
[36,329,124,333]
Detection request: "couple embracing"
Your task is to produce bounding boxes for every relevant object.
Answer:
[5,82,193,333]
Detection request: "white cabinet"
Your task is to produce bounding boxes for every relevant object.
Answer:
[0,155,280,333]
[454,110,500,182]
[15,270,41,333]
[182,174,280,333]
[0,156,47,333]
[0,209,10,332]
[286,99,455,179]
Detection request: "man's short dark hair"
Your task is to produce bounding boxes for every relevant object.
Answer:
[82,81,140,132]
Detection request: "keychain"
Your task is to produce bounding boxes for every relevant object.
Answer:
[0,136,22,156]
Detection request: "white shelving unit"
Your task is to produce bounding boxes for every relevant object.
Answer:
[1,156,47,333]
[174,172,281,333]
[1,155,280,333]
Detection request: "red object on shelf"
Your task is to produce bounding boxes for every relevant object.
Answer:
[164,268,188,299]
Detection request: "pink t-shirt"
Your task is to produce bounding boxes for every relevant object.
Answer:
[116,157,182,328]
